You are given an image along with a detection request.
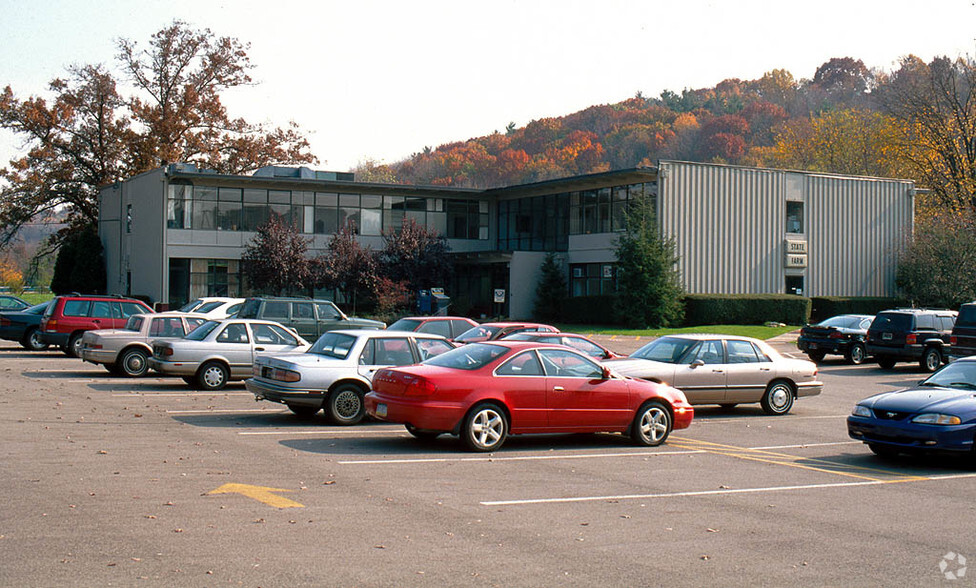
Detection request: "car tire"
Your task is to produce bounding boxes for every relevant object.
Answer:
[118,348,150,377]
[405,424,441,440]
[65,333,83,358]
[760,380,795,415]
[807,351,826,363]
[461,403,508,452]
[325,384,365,425]
[287,404,320,419]
[877,356,896,370]
[846,343,866,365]
[868,443,899,458]
[196,361,229,391]
[920,347,942,373]
[630,401,672,447]
[20,327,48,351]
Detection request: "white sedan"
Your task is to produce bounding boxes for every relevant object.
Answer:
[246,330,456,424]
[148,319,310,390]
[80,312,208,376]
[604,334,822,415]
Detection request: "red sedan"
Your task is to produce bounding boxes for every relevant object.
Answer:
[365,341,694,452]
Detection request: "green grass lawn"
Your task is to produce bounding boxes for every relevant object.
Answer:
[554,323,799,340]
[17,292,55,305]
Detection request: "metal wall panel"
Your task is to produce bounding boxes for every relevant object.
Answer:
[658,161,914,297]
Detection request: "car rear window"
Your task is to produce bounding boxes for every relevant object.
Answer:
[389,319,423,331]
[310,332,357,359]
[424,343,507,370]
[819,316,861,329]
[871,313,913,331]
[956,305,976,327]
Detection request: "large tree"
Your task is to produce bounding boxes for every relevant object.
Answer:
[879,55,976,208]
[614,196,684,329]
[895,208,976,308]
[319,221,378,314]
[0,21,315,252]
[378,218,453,294]
[240,215,311,296]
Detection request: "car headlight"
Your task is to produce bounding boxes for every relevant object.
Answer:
[851,405,872,418]
[911,413,962,425]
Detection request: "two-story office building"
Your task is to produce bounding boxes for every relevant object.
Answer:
[97,160,915,318]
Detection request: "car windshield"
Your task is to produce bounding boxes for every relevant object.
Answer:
[178,299,204,312]
[185,321,220,341]
[388,319,422,331]
[819,316,861,329]
[455,325,500,342]
[424,343,508,370]
[196,301,224,313]
[956,304,976,327]
[630,336,699,363]
[309,332,358,359]
[920,361,976,389]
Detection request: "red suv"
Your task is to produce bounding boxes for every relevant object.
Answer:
[41,294,154,357]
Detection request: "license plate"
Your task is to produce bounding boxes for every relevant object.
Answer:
[809,342,818,349]
[376,403,387,418]
[882,333,892,340]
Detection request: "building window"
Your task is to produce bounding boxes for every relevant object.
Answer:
[570,263,617,297]
[786,201,804,234]
[167,184,191,229]
[217,187,242,231]
[126,204,132,233]
[786,275,804,296]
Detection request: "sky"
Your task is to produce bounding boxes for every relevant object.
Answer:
[1,0,975,173]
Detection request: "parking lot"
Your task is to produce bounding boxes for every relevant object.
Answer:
[1,337,974,587]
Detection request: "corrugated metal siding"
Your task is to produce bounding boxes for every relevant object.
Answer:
[658,161,914,296]
[660,162,784,294]
[805,175,913,296]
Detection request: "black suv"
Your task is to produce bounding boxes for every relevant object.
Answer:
[949,302,976,361]
[236,297,385,342]
[866,308,957,372]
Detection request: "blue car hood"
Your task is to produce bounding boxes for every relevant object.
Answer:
[867,387,976,417]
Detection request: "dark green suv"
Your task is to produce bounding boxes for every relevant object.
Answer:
[866,308,957,372]
[236,297,385,342]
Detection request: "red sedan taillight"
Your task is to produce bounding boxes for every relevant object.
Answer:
[828,331,844,339]
[0,317,9,327]
[951,335,958,345]
[402,374,437,397]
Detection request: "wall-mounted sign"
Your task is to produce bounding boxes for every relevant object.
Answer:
[785,239,807,254]
[785,253,808,268]
[493,289,506,303]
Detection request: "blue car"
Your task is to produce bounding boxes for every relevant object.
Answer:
[848,357,976,459]
[0,301,52,350]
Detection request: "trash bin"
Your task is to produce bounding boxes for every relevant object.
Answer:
[416,290,432,314]
[432,293,450,315]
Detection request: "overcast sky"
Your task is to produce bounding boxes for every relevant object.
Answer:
[2,0,975,173]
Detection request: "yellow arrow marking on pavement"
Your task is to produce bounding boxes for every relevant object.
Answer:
[207,483,304,508]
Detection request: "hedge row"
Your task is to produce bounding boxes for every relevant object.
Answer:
[555,294,913,327]
[809,297,907,322]
[683,294,811,326]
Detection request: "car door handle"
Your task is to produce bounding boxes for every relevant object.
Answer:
[254,347,265,352]
[553,386,565,392]
[760,367,771,371]
[712,369,724,373]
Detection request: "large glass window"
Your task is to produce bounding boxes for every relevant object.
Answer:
[217,187,242,231]
[314,192,338,234]
[269,190,291,224]
[339,193,360,233]
[192,186,217,230]
[786,201,804,233]
[360,194,382,236]
[570,262,617,297]
[243,189,268,231]
[167,184,191,229]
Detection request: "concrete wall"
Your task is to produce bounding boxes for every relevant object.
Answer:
[508,251,548,319]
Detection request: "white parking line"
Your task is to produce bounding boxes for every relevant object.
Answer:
[238,430,407,436]
[167,409,285,414]
[697,414,849,424]
[480,472,976,506]
[750,441,861,450]
[112,392,252,397]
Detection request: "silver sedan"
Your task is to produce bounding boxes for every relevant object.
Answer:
[246,330,456,424]
[80,312,208,376]
[148,319,310,390]
[604,334,822,415]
